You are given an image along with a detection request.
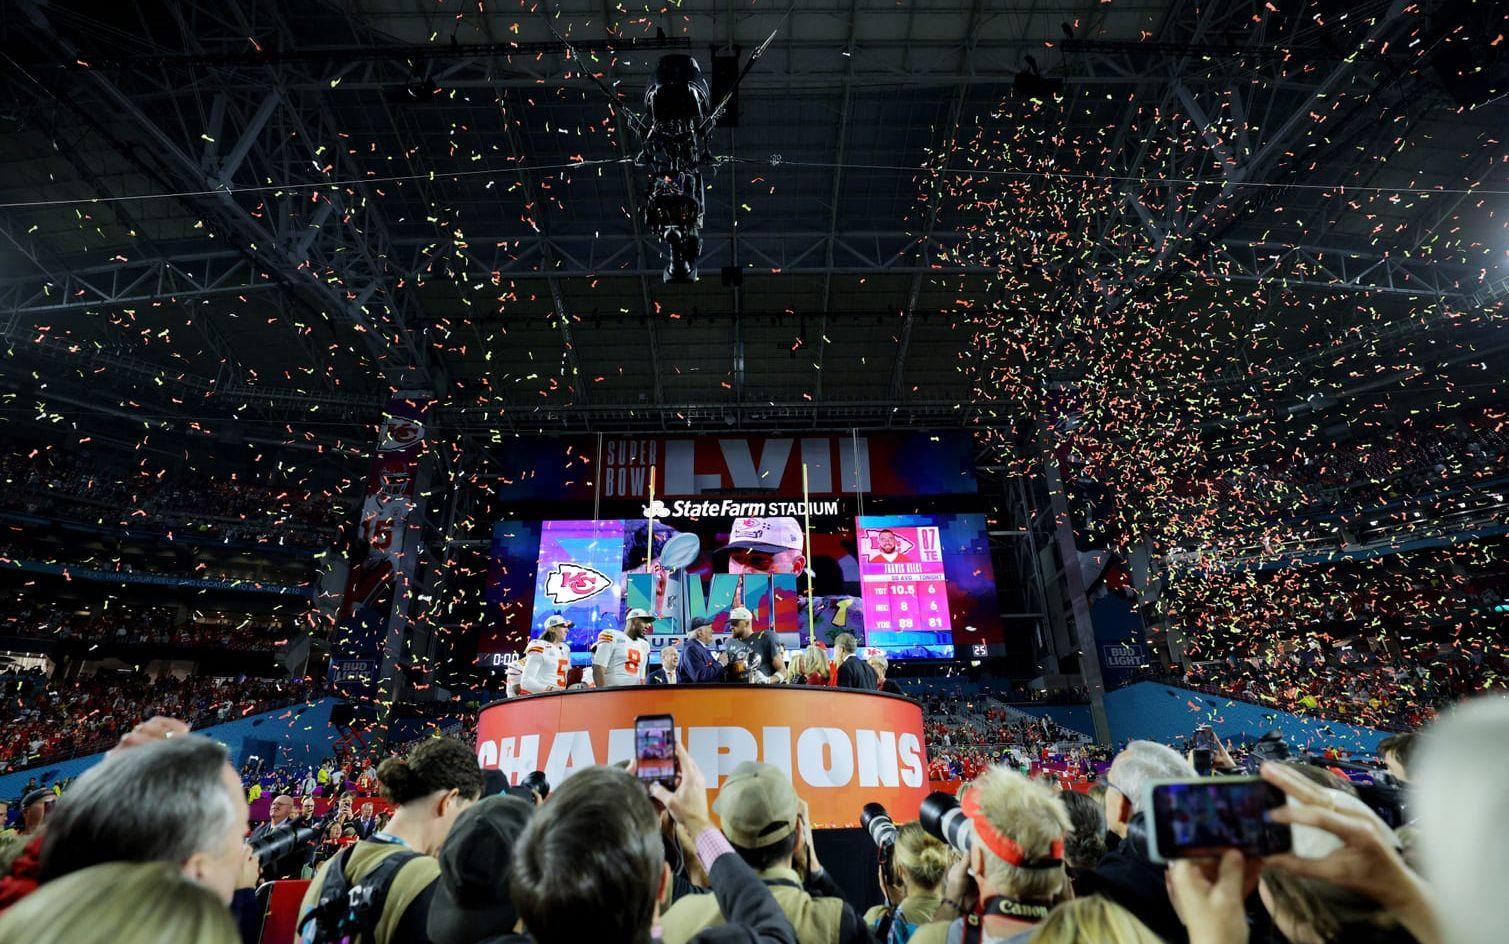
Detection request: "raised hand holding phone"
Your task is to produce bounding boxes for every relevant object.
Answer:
[1146,776,1290,863]
[634,713,679,791]
[649,740,712,837]
[1259,763,1438,944]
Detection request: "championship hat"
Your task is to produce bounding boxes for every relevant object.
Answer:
[543,614,573,630]
[716,517,804,555]
[727,606,753,622]
[427,796,535,944]
[712,761,800,849]
[625,607,653,621]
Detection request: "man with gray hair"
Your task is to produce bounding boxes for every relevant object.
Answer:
[1077,740,1197,944]
[1102,739,1195,841]
[37,734,256,905]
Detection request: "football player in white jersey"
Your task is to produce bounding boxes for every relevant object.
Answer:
[517,614,573,696]
[592,607,654,687]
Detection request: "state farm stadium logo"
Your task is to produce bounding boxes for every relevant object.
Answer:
[377,415,425,451]
[545,563,611,605]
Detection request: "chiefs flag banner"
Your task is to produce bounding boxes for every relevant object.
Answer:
[476,686,929,828]
[331,396,432,697]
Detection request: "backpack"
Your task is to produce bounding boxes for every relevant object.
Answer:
[297,845,420,944]
[875,905,921,944]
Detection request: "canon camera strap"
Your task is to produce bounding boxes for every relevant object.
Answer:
[960,896,1052,944]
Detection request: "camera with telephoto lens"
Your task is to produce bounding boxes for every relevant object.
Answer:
[919,792,974,855]
[248,823,322,869]
[861,802,899,884]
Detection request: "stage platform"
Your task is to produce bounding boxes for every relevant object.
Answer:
[475,684,928,828]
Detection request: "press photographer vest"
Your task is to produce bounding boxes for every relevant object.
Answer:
[297,837,439,944]
[658,866,844,944]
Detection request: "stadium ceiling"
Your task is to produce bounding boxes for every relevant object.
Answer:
[0,0,1503,439]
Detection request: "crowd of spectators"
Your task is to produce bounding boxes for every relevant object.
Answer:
[1166,543,1507,732]
[1170,643,1499,733]
[918,693,1102,784]
[0,451,351,550]
[0,690,1498,944]
[0,672,319,773]
[0,603,301,652]
[1273,408,1509,513]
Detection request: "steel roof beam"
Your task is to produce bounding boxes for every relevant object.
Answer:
[889,0,984,400]
[15,0,409,381]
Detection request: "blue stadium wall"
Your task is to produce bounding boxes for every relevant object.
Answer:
[0,697,343,800]
[1013,683,1387,753]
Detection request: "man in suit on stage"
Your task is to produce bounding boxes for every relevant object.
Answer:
[833,632,878,691]
[646,644,682,685]
[679,617,727,683]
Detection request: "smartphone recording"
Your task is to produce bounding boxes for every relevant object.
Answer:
[634,713,678,791]
[1146,776,1291,863]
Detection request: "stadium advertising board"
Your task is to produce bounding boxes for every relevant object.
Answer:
[480,432,1001,665]
[330,395,431,696]
[476,686,930,828]
[482,510,1000,664]
[484,432,979,508]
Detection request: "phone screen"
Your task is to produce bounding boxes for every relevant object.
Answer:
[1149,777,1290,861]
[1191,748,1214,776]
[1193,726,1220,751]
[634,714,678,790]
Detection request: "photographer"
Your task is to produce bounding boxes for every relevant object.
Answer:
[864,823,948,944]
[917,767,1072,944]
[658,761,869,944]
[1077,740,1197,943]
[509,744,797,944]
[253,794,323,881]
[298,737,483,944]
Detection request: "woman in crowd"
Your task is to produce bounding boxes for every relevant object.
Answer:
[866,822,951,943]
[1030,895,1163,944]
[791,643,831,686]
[0,860,239,944]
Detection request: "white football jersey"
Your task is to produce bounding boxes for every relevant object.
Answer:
[518,638,569,695]
[592,628,650,686]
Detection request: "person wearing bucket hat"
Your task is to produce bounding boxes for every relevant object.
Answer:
[658,762,867,944]
[426,796,535,944]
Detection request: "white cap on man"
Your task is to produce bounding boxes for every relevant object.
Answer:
[543,614,574,630]
[625,608,653,621]
[728,607,753,622]
[717,517,804,554]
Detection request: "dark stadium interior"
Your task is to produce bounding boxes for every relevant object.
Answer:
[0,0,1504,942]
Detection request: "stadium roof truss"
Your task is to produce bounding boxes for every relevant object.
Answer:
[0,0,1501,436]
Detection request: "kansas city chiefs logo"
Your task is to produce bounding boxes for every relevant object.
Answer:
[377,416,425,451]
[545,563,611,605]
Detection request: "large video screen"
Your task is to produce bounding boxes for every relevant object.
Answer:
[482,510,1000,664]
